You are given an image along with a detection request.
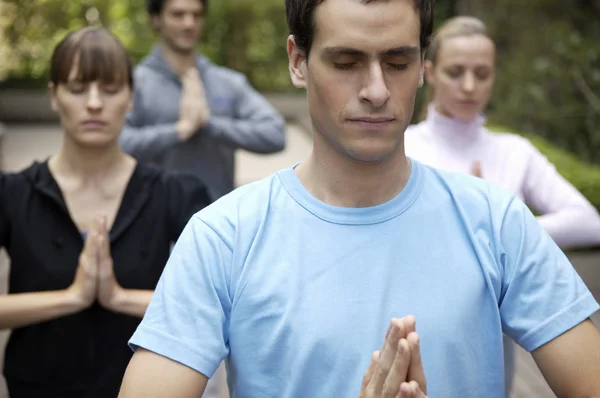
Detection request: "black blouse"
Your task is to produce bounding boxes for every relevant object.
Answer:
[0,161,211,397]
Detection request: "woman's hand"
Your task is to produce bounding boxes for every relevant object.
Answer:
[94,216,124,311]
[67,219,100,310]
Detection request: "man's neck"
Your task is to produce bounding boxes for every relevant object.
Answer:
[295,136,412,208]
[160,43,196,76]
[49,139,132,184]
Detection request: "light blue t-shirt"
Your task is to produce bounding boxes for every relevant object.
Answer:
[129,159,599,398]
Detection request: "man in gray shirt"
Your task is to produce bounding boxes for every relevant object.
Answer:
[121,0,284,396]
[120,0,286,201]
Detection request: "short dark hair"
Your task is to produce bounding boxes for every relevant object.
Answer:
[146,0,208,15]
[50,27,133,89]
[285,0,435,57]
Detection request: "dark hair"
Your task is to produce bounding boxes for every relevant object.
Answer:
[285,0,436,57]
[50,27,133,89]
[146,0,208,15]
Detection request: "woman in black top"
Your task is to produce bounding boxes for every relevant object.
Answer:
[0,27,211,397]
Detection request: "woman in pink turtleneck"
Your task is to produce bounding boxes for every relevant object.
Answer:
[405,15,600,396]
[406,17,600,249]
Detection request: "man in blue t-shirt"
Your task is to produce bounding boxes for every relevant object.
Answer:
[118,0,600,397]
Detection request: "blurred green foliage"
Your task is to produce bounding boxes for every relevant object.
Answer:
[0,0,154,85]
[478,0,600,164]
[0,0,293,90]
[0,0,453,92]
[1,0,599,166]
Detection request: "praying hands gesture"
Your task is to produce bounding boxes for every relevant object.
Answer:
[68,216,153,318]
[176,67,211,141]
[470,160,483,179]
[95,216,125,311]
[0,215,151,330]
[359,316,428,398]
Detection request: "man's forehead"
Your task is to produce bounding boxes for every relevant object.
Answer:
[313,0,420,51]
[314,32,420,57]
[166,0,204,11]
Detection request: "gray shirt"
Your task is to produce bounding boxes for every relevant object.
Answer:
[120,46,286,201]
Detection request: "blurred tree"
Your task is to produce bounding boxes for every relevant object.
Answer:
[454,0,483,16]
[0,0,153,83]
[1,0,598,163]
[198,0,292,92]
[0,0,293,90]
[474,0,600,163]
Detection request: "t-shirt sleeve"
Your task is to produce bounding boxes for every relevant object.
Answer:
[128,215,232,378]
[497,196,599,352]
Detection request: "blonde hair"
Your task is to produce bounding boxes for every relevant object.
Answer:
[419,16,491,120]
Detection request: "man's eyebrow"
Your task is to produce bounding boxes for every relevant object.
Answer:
[321,46,421,57]
[321,47,365,57]
[382,46,420,57]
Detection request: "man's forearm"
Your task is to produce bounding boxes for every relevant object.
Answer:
[119,124,180,159]
[206,115,286,153]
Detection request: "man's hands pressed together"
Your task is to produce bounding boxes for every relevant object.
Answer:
[359,316,427,398]
[176,67,211,141]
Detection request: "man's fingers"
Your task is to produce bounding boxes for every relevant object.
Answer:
[381,338,411,397]
[369,318,405,393]
[398,382,412,398]
[182,67,198,81]
[181,69,197,90]
[409,381,426,397]
[361,351,380,390]
[404,315,416,335]
[398,381,424,398]
[182,68,204,93]
[407,332,426,393]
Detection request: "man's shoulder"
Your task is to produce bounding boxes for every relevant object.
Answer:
[197,57,252,95]
[418,161,516,218]
[197,56,244,80]
[191,170,288,235]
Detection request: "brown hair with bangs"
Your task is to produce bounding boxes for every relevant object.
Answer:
[50,27,133,89]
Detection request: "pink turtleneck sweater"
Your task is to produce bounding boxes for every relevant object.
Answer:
[405,105,600,249]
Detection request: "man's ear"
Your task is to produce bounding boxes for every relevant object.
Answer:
[287,35,308,89]
[150,14,161,32]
